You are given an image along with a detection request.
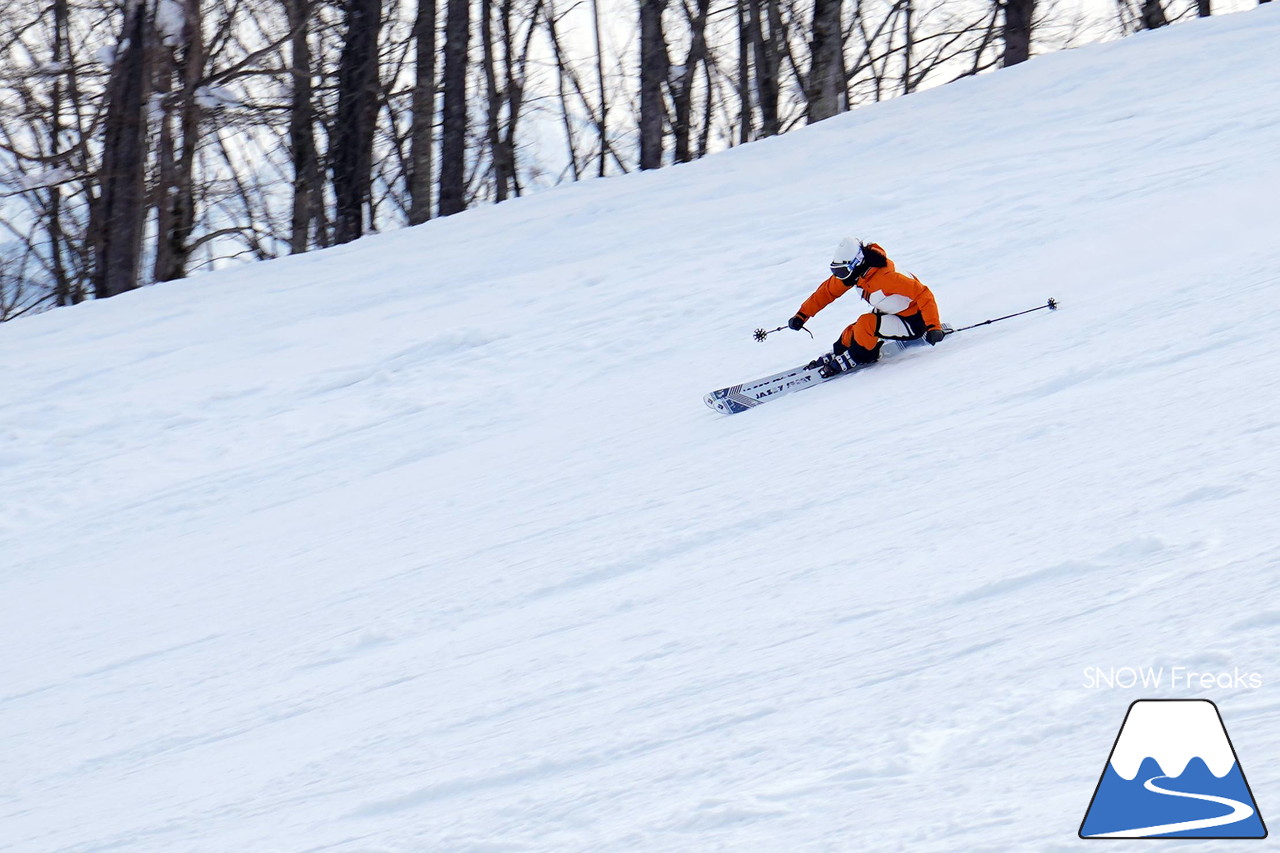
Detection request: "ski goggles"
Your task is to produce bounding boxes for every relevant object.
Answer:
[831,259,866,281]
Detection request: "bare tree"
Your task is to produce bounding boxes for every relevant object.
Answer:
[807,0,845,121]
[544,2,586,179]
[544,0,628,179]
[45,0,81,305]
[901,0,915,94]
[1120,0,1170,30]
[286,0,324,251]
[745,0,782,137]
[639,0,669,169]
[1140,0,1169,27]
[1003,0,1035,65]
[736,0,752,143]
[480,0,542,199]
[590,0,609,175]
[671,0,712,162]
[152,0,208,282]
[90,0,154,298]
[409,0,437,223]
[331,0,384,243]
[438,0,470,215]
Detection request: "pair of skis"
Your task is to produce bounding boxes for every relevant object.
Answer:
[703,336,934,415]
[703,299,1057,415]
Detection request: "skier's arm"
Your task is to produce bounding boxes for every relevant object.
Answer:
[796,276,848,322]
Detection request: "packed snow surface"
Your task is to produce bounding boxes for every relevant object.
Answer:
[3,9,1280,851]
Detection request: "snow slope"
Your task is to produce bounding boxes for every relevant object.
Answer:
[4,9,1280,850]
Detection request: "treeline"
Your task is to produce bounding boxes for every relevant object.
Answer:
[0,0,1241,320]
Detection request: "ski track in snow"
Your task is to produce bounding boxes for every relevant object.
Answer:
[3,8,1280,851]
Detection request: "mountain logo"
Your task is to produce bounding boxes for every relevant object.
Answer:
[1080,699,1266,839]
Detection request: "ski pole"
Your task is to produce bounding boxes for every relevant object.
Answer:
[754,325,813,341]
[947,298,1057,335]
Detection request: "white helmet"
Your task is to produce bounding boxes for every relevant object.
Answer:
[830,237,866,281]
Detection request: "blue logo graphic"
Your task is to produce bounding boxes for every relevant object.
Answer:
[1080,699,1266,838]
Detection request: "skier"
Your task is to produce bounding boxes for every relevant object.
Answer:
[788,238,945,369]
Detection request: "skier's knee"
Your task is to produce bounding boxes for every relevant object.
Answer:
[840,315,881,362]
[836,329,880,364]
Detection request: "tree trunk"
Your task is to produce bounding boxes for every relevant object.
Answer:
[48,0,76,305]
[439,0,471,216]
[331,0,384,244]
[697,57,713,158]
[409,0,437,224]
[154,43,178,280]
[1139,0,1169,28]
[638,0,669,170]
[497,0,537,198]
[736,0,751,144]
[592,0,608,175]
[806,0,844,122]
[91,0,152,299]
[672,0,711,163]
[901,0,913,94]
[1002,0,1035,66]
[154,0,204,282]
[1197,0,1211,14]
[287,0,320,250]
[746,0,780,137]
[480,0,506,199]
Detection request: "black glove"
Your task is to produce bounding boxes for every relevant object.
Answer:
[788,314,807,331]
[925,328,947,345]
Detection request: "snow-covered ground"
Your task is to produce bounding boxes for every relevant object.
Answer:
[3,9,1280,850]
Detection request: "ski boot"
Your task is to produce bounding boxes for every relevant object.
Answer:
[806,353,851,379]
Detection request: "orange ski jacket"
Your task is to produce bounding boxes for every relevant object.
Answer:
[796,244,941,330]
